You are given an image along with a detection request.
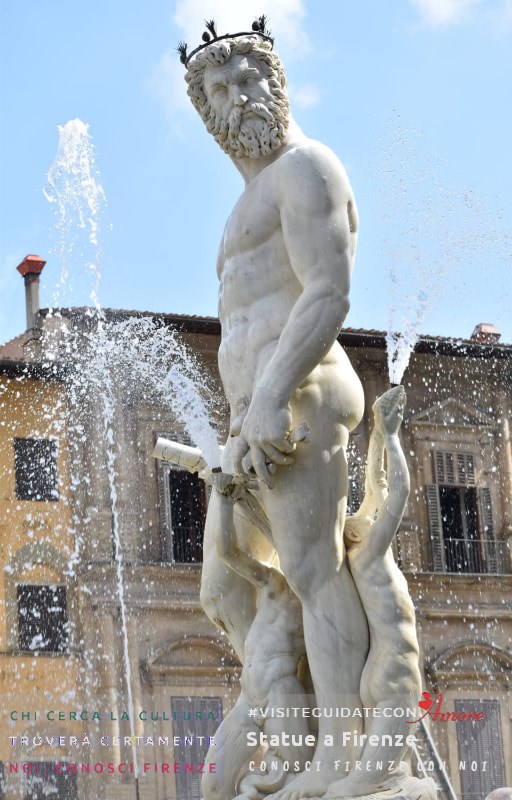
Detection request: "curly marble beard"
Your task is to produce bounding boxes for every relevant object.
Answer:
[208,95,289,159]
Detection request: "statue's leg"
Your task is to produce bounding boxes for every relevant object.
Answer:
[201,489,274,662]
[262,408,369,799]
[324,701,418,797]
[236,679,315,800]
[324,649,423,798]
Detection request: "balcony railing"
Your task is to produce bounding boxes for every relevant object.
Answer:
[442,537,510,574]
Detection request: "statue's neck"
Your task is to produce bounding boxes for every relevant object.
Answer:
[231,118,304,184]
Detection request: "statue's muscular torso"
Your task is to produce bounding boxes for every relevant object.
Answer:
[217,142,358,420]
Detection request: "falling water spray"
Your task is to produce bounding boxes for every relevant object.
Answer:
[43,119,142,776]
[377,117,512,385]
[42,121,223,787]
[44,119,105,310]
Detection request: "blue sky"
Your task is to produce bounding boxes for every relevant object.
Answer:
[1,0,511,347]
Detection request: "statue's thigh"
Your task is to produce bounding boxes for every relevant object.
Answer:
[262,441,349,588]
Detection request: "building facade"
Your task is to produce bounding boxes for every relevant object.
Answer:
[0,354,86,799]
[347,329,512,800]
[0,266,510,799]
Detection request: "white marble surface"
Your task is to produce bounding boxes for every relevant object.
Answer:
[176,32,437,800]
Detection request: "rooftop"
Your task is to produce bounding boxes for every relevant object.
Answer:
[1,308,511,375]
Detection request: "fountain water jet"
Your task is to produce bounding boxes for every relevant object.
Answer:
[39,121,225,789]
[42,121,146,776]
[44,119,106,311]
[377,117,512,384]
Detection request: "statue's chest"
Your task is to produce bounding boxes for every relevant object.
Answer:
[223,181,279,256]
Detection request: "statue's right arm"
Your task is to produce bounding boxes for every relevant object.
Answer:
[233,143,358,484]
[257,143,357,403]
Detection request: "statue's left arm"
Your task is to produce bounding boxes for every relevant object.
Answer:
[234,144,358,484]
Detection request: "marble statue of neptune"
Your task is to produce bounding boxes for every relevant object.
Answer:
[184,22,369,799]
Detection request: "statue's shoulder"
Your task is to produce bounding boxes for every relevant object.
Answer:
[275,137,354,201]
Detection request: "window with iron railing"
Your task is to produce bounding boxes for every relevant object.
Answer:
[426,450,505,574]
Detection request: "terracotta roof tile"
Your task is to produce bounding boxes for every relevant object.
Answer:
[1,310,510,370]
[0,331,31,360]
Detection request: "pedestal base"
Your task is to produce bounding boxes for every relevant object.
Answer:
[234,774,438,800]
[320,776,438,800]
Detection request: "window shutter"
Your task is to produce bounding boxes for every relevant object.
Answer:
[479,487,497,573]
[433,451,475,486]
[483,701,506,786]
[445,453,455,484]
[455,700,505,799]
[457,453,475,485]
[433,451,444,483]
[433,451,455,484]
[171,696,222,800]
[426,484,444,571]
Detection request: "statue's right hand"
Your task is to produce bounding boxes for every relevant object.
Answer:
[230,388,295,488]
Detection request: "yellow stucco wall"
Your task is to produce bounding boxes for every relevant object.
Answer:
[0,375,85,762]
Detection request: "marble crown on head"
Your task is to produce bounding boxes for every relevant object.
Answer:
[178,15,274,67]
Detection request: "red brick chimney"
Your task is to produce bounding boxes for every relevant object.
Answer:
[16,255,46,331]
[470,323,501,344]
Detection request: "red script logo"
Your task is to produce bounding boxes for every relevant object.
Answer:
[407,693,485,724]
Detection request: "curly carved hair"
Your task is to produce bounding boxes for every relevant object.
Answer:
[185,35,287,123]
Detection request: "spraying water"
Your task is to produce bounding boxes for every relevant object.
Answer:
[41,121,222,784]
[44,119,106,310]
[43,119,145,774]
[377,117,512,384]
[377,121,446,383]
[113,316,222,467]
[386,291,428,385]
